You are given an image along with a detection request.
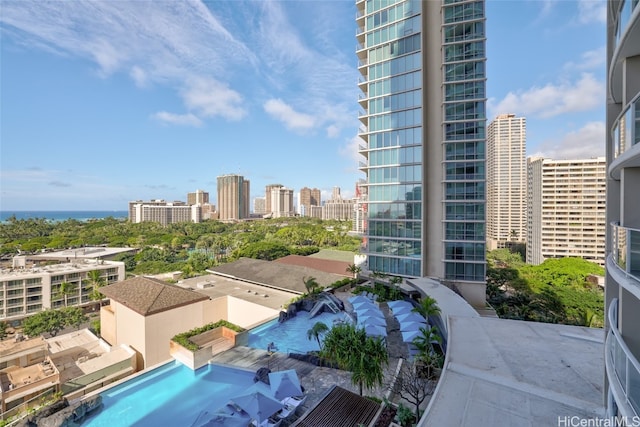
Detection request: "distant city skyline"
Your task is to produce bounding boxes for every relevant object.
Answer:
[1,1,606,210]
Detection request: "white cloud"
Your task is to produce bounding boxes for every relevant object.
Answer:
[531,121,605,159]
[577,0,607,24]
[563,46,606,71]
[339,135,366,166]
[263,98,315,132]
[0,1,255,123]
[182,78,246,121]
[489,73,604,119]
[130,66,148,88]
[152,112,203,127]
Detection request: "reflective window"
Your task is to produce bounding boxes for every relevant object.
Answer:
[445,81,485,101]
[445,121,485,141]
[444,260,485,281]
[444,41,485,62]
[445,182,485,200]
[445,142,485,160]
[443,2,484,24]
[445,161,485,180]
[445,202,485,220]
[445,61,484,82]
[444,21,484,43]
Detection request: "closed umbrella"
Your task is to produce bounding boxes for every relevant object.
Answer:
[268,370,303,400]
[230,391,284,424]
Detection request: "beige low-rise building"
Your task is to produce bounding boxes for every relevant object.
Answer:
[99,276,285,370]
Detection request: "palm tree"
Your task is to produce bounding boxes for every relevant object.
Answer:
[412,295,441,320]
[321,323,388,396]
[86,270,106,312]
[306,322,329,349]
[55,281,76,307]
[346,264,362,279]
[302,276,320,295]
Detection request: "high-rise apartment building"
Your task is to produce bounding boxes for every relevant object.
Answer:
[356,0,487,304]
[253,197,266,215]
[526,157,606,266]
[264,184,283,216]
[487,114,526,249]
[217,174,250,221]
[187,190,209,206]
[128,200,200,225]
[268,186,295,218]
[604,0,640,418]
[299,187,321,217]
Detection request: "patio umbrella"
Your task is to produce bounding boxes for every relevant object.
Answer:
[352,300,376,310]
[230,391,284,424]
[362,323,387,337]
[358,315,386,327]
[348,295,370,304]
[268,370,303,401]
[389,305,413,316]
[387,300,413,310]
[399,321,428,333]
[395,312,426,324]
[355,308,383,318]
[401,329,423,343]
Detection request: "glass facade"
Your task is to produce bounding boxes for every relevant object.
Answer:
[357,0,486,281]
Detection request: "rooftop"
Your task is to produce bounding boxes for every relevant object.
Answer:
[208,258,345,294]
[175,274,298,311]
[28,247,136,261]
[275,255,351,277]
[100,276,209,316]
[0,259,120,278]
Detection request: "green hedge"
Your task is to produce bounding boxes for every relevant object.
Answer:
[172,320,245,351]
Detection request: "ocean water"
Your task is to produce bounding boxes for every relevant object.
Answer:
[0,211,128,222]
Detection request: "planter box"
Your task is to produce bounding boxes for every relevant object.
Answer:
[170,326,245,370]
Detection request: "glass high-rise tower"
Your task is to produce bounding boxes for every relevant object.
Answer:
[356,0,487,304]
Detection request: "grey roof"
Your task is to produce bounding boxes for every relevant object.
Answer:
[208,258,345,294]
[101,276,209,316]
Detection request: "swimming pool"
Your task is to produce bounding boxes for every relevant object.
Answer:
[248,310,351,354]
[82,361,255,427]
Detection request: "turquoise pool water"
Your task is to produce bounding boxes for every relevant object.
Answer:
[248,310,350,354]
[82,361,255,427]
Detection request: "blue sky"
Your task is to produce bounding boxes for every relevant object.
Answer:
[0,0,606,211]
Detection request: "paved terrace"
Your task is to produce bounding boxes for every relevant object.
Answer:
[408,278,605,427]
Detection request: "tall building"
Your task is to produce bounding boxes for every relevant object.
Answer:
[299,187,321,217]
[356,0,487,304]
[487,114,526,249]
[217,174,250,221]
[264,184,283,216]
[604,0,640,418]
[187,190,209,206]
[253,197,266,215]
[526,157,606,266]
[268,186,295,218]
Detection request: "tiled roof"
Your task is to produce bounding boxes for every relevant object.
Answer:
[275,255,352,277]
[208,258,345,294]
[100,276,209,316]
[292,385,381,427]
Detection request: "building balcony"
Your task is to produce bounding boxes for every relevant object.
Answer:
[611,223,640,284]
[606,298,640,417]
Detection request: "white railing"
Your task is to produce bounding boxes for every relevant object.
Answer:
[607,298,640,416]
